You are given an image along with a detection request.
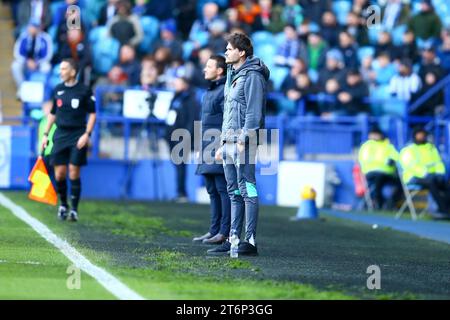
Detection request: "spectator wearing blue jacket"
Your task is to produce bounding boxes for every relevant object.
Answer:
[11,22,52,92]
[193,55,231,247]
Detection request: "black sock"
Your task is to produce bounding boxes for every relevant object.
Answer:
[70,179,81,212]
[56,179,68,207]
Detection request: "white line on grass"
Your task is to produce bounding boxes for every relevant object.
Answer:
[0,193,145,300]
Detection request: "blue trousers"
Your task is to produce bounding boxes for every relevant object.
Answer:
[204,174,231,236]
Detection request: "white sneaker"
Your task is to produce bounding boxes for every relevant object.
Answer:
[57,206,68,221]
[68,210,78,222]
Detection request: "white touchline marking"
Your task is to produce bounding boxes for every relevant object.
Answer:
[0,193,145,300]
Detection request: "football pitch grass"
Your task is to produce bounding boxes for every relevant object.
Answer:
[1,191,449,300]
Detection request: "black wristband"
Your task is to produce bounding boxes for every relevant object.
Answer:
[86,131,91,137]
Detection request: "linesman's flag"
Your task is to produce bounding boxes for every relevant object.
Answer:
[28,157,57,205]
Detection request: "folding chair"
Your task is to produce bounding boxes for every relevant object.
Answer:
[395,165,429,221]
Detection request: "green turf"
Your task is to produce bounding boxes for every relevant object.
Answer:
[0,204,115,300]
[2,191,450,300]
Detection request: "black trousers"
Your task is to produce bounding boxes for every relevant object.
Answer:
[366,172,403,210]
[410,174,450,214]
[175,163,186,197]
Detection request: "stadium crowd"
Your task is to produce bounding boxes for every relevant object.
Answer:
[6,0,450,120]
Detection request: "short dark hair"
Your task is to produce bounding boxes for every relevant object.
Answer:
[209,54,227,76]
[225,32,253,58]
[62,58,79,75]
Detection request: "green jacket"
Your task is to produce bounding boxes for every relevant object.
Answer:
[408,11,442,40]
[399,142,445,183]
[359,139,399,175]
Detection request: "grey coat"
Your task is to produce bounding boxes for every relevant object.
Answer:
[222,56,270,144]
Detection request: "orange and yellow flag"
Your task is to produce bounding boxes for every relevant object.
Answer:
[28,157,57,206]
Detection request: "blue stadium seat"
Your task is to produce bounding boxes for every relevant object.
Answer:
[270,66,289,92]
[47,63,61,91]
[332,1,352,25]
[392,24,407,46]
[89,26,108,45]
[254,43,276,69]
[368,26,381,45]
[50,1,64,27]
[273,32,286,47]
[357,46,375,63]
[139,16,160,53]
[92,37,120,75]
[251,31,274,47]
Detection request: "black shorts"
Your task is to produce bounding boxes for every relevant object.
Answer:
[51,127,88,166]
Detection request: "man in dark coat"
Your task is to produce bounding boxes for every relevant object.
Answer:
[193,55,231,246]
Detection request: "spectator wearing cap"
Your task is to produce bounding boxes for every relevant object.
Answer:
[165,76,201,202]
[337,31,359,69]
[274,24,303,68]
[107,0,143,47]
[407,0,442,42]
[393,30,419,64]
[11,22,53,91]
[317,49,347,91]
[418,43,444,81]
[15,0,52,38]
[151,19,183,61]
[298,32,327,72]
[389,59,422,101]
[337,69,370,116]
[320,11,342,49]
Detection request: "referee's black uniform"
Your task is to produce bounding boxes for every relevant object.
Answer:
[50,81,96,166]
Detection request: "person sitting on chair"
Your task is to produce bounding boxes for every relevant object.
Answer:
[399,128,450,220]
[358,127,402,210]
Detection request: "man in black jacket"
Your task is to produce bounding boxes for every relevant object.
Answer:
[166,76,200,202]
[193,55,231,247]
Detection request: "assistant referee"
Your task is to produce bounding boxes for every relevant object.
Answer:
[40,58,96,222]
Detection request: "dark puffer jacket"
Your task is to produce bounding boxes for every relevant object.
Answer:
[222,56,270,144]
[196,77,226,175]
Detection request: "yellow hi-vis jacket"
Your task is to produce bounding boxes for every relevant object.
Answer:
[359,139,399,175]
[399,142,446,184]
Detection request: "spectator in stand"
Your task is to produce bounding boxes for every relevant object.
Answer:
[300,0,330,25]
[351,0,371,21]
[97,0,118,26]
[380,0,411,32]
[320,11,341,49]
[408,0,442,43]
[254,0,284,33]
[11,22,53,93]
[107,0,143,48]
[317,49,347,91]
[132,0,148,16]
[299,32,327,72]
[394,30,419,64]
[190,47,213,89]
[237,0,262,31]
[95,66,128,115]
[140,57,164,90]
[346,11,369,46]
[338,69,370,116]
[15,0,52,37]
[115,44,141,86]
[282,0,303,27]
[284,72,319,114]
[374,31,395,59]
[54,28,92,85]
[145,0,176,20]
[318,78,340,118]
[360,54,374,87]
[371,52,397,86]
[437,29,450,74]
[207,19,228,55]
[274,24,302,68]
[225,7,252,35]
[280,58,308,93]
[52,0,80,28]
[410,70,444,117]
[337,31,359,69]
[418,43,444,81]
[151,19,183,61]
[389,59,422,102]
[189,2,221,52]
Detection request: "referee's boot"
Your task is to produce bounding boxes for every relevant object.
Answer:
[57,206,68,221]
[68,210,78,222]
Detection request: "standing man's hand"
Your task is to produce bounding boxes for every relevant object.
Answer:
[40,135,48,155]
[215,146,223,161]
[77,132,90,149]
[237,142,245,153]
